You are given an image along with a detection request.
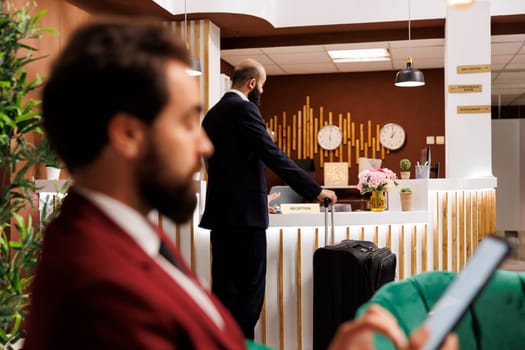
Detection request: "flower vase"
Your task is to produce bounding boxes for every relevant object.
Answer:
[369,190,386,212]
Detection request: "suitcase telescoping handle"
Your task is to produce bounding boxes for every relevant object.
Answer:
[323,198,334,246]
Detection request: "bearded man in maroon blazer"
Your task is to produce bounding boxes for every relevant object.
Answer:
[22,18,246,350]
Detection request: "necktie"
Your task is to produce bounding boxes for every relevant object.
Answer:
[159,241,182,270]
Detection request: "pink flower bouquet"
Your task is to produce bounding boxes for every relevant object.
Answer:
[357,168,398,194]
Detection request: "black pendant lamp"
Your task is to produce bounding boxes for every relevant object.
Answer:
[187,56,202,76]
[395,57,425,87]
[395,0,425,87]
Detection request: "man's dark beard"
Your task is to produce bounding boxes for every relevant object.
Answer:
[247,87,261,106]
[140,178,196,223]
[138,143,197,223]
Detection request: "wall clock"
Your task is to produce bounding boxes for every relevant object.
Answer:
[317,125,343,150]
[379,122,406,150]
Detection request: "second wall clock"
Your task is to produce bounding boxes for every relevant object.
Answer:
[379,122,406,150]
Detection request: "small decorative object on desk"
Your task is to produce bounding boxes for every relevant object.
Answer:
[399,158,411,179]
[400,187,412,211]
[357,168,398,212]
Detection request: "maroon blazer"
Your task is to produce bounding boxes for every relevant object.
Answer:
[24,190,246,350]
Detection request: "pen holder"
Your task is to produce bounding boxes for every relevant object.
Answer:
[415,165,430,179]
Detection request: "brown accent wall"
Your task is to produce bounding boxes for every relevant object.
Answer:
[13,0,90,79]
[220,59,234,76]
[259,69,445,189]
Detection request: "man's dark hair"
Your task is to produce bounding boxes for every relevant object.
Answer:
[231,66,260,87]
[42,17,191,171]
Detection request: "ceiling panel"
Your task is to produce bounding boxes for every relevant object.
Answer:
[221,53,273,66]
[262,45,321,54]
[221,34,525,106]
[335,60,393,72]
[492,42,524,55]
[279,63,338,74]
[509,54,525,65]
[389,38,444,48]
[270,51,331,64]
[221,48,263,56]
[492,54,515,65]
[264,64,287,75]
[497,71,525,81]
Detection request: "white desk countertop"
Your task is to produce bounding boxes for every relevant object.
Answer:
[269,210,428,227]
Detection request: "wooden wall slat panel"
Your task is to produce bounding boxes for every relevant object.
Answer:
[442,192,449,270]
[296,229,302,350]
[452,192,458,272]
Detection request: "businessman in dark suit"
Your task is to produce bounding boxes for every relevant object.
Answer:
[200,58,337,339]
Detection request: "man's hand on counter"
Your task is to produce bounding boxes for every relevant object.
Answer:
[317,189,337,205]
[268,192,281,213]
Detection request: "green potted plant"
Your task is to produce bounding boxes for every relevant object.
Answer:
[37,136,61,179]
[0,2,56,347]
[400,187,412,211]
[399,158,411,179]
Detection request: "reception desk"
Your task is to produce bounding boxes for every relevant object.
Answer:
[152,177,496,350]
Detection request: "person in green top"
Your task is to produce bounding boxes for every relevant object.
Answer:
[248,304,457,350]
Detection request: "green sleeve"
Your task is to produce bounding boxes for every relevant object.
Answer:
[245,339,275,350]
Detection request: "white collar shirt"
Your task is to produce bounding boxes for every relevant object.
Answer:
[228,88,249,101]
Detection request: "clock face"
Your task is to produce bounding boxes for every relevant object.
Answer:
[379,122,406,150]
[317,125,343,150]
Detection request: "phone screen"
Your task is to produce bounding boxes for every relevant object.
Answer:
[420,236,510,350]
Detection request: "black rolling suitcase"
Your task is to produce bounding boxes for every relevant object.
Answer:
[313,199,397,350]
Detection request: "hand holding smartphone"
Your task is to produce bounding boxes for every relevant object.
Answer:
[419,236,510,350]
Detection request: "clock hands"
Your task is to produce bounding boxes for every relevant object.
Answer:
[390,125,397,138]
[318,125,342,150]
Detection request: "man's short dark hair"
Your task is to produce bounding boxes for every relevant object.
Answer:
[231,66,260,87]
[42,17,191,171]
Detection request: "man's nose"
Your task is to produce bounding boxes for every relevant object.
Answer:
[199,128,214,156]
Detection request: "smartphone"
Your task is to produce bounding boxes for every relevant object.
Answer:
[420,235,510,350]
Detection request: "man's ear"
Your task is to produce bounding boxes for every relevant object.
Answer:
[107,113,145,158]
[248,78,257,90]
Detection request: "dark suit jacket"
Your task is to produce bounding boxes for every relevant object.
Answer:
[24,190,246,350]
[200,92,321,230]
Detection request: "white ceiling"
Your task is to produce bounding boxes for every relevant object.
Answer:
[222,33,525,106]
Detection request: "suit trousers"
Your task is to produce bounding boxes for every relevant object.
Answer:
[210,228,267,340]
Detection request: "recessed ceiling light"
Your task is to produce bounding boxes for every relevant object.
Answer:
[446,0,474,7]
[328,48,391,63]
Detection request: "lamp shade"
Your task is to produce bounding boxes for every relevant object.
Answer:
[186,56,202,76]
[395,57,425,87]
